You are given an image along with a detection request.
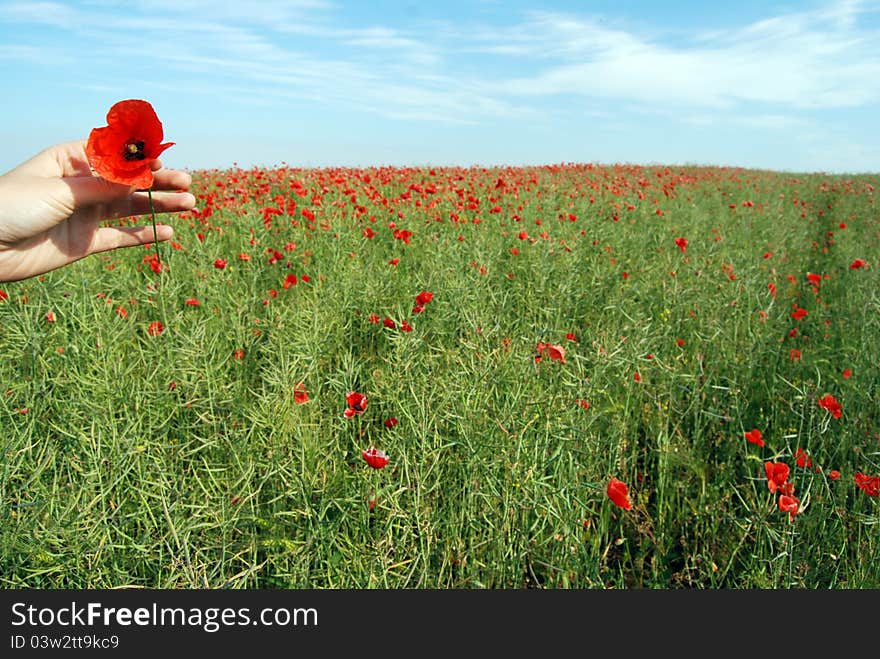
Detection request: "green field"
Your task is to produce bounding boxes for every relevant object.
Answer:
[1,163,878,588]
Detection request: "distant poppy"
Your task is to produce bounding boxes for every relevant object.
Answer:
[764,461,790,494]
[791,307,808,320]
[344,391,367,418]
[45,311,56,323]
[828,470,841,481]
[817,394,842,419]
[232,349,245,360]
[849,258,867,270]
[674,237,688,253]
[184,298,200,307]
[778,494,800,521]
[86,99,174,189]
[147,320,164,336]
[536,342,566,364]
[415,291,434,306]
[607,477,633,510]
[744,429,765,448]
[361,445,389,469]
[842,369,852,379]
[293,382,309,404]
[384,417,398,428]
[794,447,812,469]
[0,290,7,302]
[213,258,228,270]
[854,472,880,497]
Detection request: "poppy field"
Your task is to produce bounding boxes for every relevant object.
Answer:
[1,162,878,588]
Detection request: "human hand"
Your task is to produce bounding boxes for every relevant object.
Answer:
[0,140,195,283]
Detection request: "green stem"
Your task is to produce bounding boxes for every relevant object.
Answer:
[148,189,161,269]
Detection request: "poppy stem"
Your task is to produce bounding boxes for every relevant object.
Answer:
[147,189,161,270]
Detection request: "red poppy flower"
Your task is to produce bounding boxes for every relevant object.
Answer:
[85,99,174,189]
[283,274,298,289]
[184,298,200,307]
[361,445,389,469]
[384,417,398,428]
[764,461,790,494]
[744,429,765,447]
[674,237,688,253]
[147,320,164,336]
[606,476,633,510]
[232,349,245,360]
[817,394,842,419]
[849,258,867,270]
[0,289,7,302]
[794,447,812,469]
[344,391,368,418]
[828,470,841,481]
[842,369,852,379]
[791,307,808,320]
[778,494,800,521]
[415,291,434,306]
[536,342,566,364]
[213,258,228,270]
[293,382,309,404]
[854,472,880,497]
[45,311,56,323]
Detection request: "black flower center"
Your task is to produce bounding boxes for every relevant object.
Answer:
[123,140,146,161]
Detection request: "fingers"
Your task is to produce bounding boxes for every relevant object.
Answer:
[63,173,195,219]
[129,189,196,216]
[90,224,174,255]
[64,174,134,207]
[151,167,192,192]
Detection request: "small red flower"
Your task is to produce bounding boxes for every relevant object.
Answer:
[606,477,633,510]
[536,342,566,364]
[384,417,398,428]
[283,273,298,289]
[828,470,841,481]
[383,317,395,329]
[794,447,812,469]
[849,258,867,270]
[791,307,808,320]
[415,291,434,306]
[778,494,800,521]
[817,394,842,419]
[213,258,228,270]
[854,472,880,497]
[232,349,245,360]
[344,391,368,418]
[674,237,688,253]
[184,298,200,307]
[764,461,790,494]
[147,320,164,336]
[744,428,765,447]
[842,369,852,379]
[293,382,309,404]
[86,99,174,189]
[0,290,7,302]
[45,311,56,323]
[361,445,389,469]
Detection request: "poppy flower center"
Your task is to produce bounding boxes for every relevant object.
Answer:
[123,140,146,161]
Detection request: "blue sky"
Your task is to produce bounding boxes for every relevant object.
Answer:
[1,0,879,174]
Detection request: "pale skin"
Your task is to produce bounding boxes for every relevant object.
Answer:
[0,140,196,283]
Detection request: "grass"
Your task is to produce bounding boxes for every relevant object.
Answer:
[1,163,878,588]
